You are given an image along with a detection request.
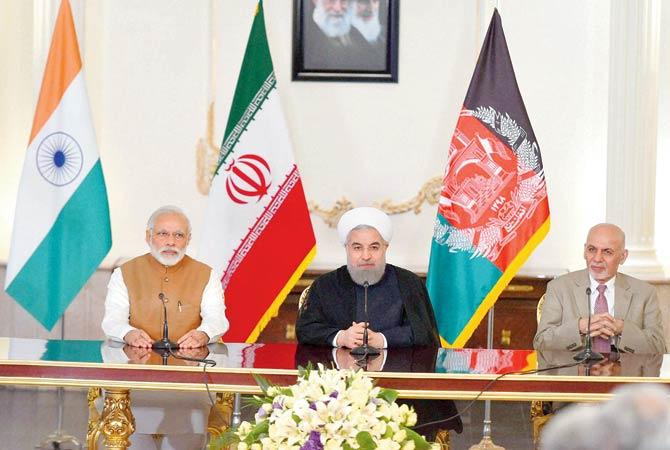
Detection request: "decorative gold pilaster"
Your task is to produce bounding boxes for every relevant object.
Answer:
[530,400,553,446]
[86,387,103,450]
[99,388,135,450]
[435,429,451,449]
[208,392,235,437]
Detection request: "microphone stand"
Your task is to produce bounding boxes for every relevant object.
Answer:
[153,293,178,364]
[574,287,604,362]
[350,281,381,358]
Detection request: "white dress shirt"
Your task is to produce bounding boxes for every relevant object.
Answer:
[102,266,229,344]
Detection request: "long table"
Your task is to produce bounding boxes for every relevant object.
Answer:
[0,337,667,449]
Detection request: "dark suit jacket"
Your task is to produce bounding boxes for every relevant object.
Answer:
[534,269,666,354]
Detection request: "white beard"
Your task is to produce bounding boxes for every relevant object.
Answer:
[313,3,351,38]
[150,243,186,267]
[347,263,386,286]
[351,11,381,43]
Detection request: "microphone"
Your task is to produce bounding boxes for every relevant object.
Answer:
[573,286,604,362]
[152,292,179,355]
[350,281,381,357]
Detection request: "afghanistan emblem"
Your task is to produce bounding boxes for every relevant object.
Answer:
[435,106,547,264]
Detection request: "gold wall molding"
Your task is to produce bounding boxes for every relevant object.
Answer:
[309,176,442,228]
[195,102,443,226]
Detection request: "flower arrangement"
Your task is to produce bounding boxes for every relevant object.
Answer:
[211,364,438,450]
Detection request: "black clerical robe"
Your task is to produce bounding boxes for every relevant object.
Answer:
[296,264,440,347]
[295,265,462,436]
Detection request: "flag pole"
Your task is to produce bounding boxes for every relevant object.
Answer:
[469,307,504,450]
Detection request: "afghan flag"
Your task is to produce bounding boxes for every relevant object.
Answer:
[5,0,112,331]
[427,9,550,348]
[200,1,316,342]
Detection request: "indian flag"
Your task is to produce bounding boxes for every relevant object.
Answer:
[5,0,112,331]
[199,0,316,342]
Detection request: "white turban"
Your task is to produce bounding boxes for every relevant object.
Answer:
[337,207,392,245]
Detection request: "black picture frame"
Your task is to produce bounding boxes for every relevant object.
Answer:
[292,0,399,83]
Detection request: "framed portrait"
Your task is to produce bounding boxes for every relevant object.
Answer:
[292,0,399,83]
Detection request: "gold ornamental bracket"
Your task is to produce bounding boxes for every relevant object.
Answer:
[195,102,443,224]
[195,102,221,196]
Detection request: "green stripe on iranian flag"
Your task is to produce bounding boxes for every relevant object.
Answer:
[5,0,111,330]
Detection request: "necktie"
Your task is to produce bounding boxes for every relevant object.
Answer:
[592,284,610,353]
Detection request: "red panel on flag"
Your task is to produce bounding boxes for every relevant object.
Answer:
[223,179,315,342]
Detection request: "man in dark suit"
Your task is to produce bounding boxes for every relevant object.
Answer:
[534,223,665,354]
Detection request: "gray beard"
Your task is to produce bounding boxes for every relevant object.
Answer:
[347,263,386,286]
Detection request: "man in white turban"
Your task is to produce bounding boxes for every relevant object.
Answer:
[295,207,462,439]
[296,206,440,349]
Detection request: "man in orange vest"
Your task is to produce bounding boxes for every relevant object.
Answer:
[102,205,228,348]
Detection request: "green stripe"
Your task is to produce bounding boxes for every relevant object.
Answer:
[43,339,104,363]
[219,0,273,168]
[426,215,502,345]
[7,161,111,330]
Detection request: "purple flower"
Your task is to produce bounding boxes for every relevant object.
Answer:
[309,402,317,410]
[329,391,338,399]
[256,406,267,418]
[273,401,282,410]
[300,431,323,450]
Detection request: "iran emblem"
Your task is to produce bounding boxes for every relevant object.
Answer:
[224,153,272,204]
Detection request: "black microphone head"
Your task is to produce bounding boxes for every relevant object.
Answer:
[586,287,591,296]
[158,292,165,302]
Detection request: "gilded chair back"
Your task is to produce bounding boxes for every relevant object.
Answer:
[297,285,312,316]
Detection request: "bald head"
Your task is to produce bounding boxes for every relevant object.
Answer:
[587,223,625,248]
[583,223,628,283]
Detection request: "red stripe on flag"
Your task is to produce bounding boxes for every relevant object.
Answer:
[223,180,315,342]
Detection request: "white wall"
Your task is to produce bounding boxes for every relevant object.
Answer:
[0,0,667,277]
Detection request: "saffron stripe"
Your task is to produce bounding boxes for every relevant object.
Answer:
[30,0,82,143]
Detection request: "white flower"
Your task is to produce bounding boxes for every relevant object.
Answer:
[231,365,431,450]
[393,429,407,442]
[401,441,415,450]
[377,438,401,450]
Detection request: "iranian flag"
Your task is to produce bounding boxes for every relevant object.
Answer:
[200,0,316,342]
[5,0,112,330]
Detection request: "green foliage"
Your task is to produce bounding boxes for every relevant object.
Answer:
[377,388,399,404]
[355,431,376,450]
[404,427,435,450]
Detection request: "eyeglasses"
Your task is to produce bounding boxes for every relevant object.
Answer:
[153,231,188,241]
